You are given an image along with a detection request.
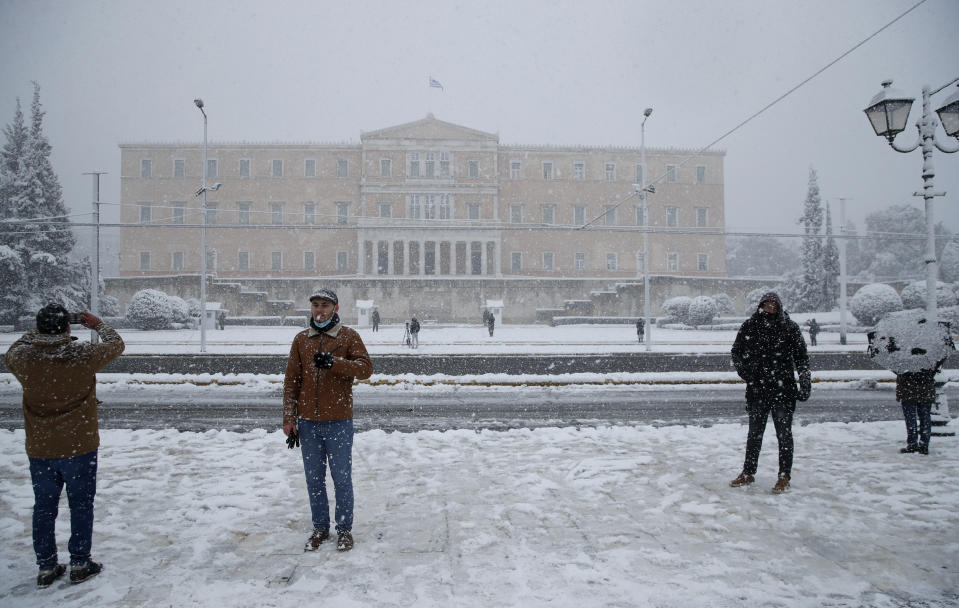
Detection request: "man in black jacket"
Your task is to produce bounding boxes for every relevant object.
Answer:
[729,292,810,494]
[895,361,944,455]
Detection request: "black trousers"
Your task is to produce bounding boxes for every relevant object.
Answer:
[743,403,794,478]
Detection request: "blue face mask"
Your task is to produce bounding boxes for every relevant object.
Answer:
[314,314,332,329]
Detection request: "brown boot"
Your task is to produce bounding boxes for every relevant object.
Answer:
[336,530,354,552]
[729,472,755,487]
[772,474,790,494]
[304,528,330,551]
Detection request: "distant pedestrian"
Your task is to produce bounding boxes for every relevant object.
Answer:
[409,316,420,348]
[483,308,491,326]
[216,310,227,330]
[371,308,380,332]
[5,305,125,587]
[729,292,810,494]
[806,318,819,346]
[486,311,495,337]
[636,318,645,343]
[895,359,945,455]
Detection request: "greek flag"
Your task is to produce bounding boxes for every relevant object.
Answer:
[429,77,444,90]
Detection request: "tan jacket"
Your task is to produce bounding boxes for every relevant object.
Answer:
[5,323,125,459]
[283,321,372,425]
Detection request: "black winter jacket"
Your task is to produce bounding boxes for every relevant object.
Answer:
[731,301,810,408]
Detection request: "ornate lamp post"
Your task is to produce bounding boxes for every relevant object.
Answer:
[640,107,654,351]
[193,99,221,352]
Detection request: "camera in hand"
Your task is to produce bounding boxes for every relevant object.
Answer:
[69,313,83,325]
[313,352,334,369]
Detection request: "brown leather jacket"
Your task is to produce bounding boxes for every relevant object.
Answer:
[283,321,372,425]
[5,323,125,459]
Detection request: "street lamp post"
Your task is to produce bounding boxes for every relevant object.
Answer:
[194,98,209,353]
[863,78,959,327]
[640,107,654,351]
[83,171,107,345]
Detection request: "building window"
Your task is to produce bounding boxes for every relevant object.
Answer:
[172,251,184,271]
[573,161,585,180]
[468,203,480,220]
[272,159,283,177]
[304,159,316,177]
[304,251,315,270]
[409,153,420,177]
[172,203,185,225]
[696,207,708,227]
[239,158,250,178]
[270,202,283,225]
[666,164,676,183]
[423,195,436,220]
[606,253,618,270]
[698,253,709,271]
[140,159,152,178]
[542,161,553,180]
[409,195,421,219]
[336,202,349,224]
[511,252,522,272]
[173,159,185,178]
[337,159,349,178]
[541,204,555,224]
[635,206,647,226]
[635,164,644,184]
[574,252,585,271]
[139,203,152,224]
[468,159,479,178]
[666,206,679,227]
[207,159,217,178]
[696,165,706,184]
[603,205,617,226]
[510,160,521,179]
[303,202,316,225]
[667,252,678,272]
[336,251,348,271]
[439,194,451,220]
[605,162,616,182]
[440,152,450,177]
[424,152,435,178]
[271,251,282,271]
[237,251,250,271]
[543,252,555,271]
[380,158,391,177]
[573,205,585,225]
[139,251,151,270]
[510,204,523,224]
[204,202,217,225]
[237,202,252,225]
[379,203,392,218]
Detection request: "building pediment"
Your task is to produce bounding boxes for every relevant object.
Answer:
[362,114,498,144]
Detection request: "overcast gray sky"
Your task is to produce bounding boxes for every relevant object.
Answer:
[1,0,957,240]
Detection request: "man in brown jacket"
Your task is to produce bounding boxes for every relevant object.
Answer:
[283,289,372,552]
[5,304,124,587]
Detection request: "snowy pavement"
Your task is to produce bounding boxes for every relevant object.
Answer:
[1,422,958,607]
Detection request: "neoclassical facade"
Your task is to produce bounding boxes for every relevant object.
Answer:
[118,115,726,280]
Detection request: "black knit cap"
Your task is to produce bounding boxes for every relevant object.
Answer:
[36,303,70,335]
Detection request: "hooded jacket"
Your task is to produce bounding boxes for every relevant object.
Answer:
[5,323,125,459]
[731,292,809,407]
[283,318,373,425]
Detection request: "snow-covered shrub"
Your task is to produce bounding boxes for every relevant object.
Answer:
[849,283,902,326]
[899,280,957,310]
[186,298,202,318]
[98,295,120,317]
[939,306,959,334]
[745,287,773,313]
[687,296,718,327]
[126,289,173,330]
[711,293,736,316]
[939,240,959,283]
[167,295,190,324]
[661,296,692,324]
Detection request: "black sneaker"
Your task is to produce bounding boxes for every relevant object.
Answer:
[37,564,66,588]
[918,445,929,455]
[69,560,102,584]
[900,446,919,454]
[304,528,330,551]
[336,530,354,551]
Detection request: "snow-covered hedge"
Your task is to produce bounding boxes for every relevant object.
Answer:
[98,295,120,317]
[711,293,736,316]
[661,296,692,324]
[899,280,957,310]
[167,295,191,324]
[849,283,902,326]
[186,298,202,318]
[126,289,174,330]
[686,296,718,327]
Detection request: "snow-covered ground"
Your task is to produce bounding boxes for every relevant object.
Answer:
[1,423,957,607]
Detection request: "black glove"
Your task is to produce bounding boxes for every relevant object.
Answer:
[314,352,334,369]
[286,428,299,449]
[797,369,812,402]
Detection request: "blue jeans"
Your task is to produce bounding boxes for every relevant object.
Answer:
[298,418,354,532]
[29,450,98,570]
[901,401,932,449]
[743,403,794,478]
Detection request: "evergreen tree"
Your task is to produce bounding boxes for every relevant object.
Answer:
[822,201,840,310]
[0,99,28,248]
[795,168,824,312]
[855,204,952,281]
